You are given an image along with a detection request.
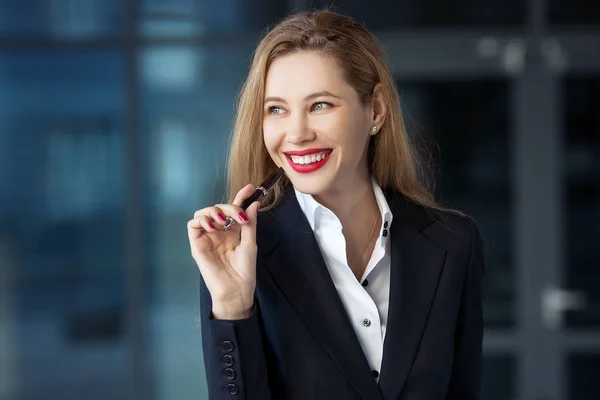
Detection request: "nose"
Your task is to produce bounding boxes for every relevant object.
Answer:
[285,112,315,145]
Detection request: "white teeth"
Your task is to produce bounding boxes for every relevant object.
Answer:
[290,151,329,165]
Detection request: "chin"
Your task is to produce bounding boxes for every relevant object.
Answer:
[288,175,335,196]
[280,153,341,196]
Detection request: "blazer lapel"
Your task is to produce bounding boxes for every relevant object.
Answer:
[378,191,447,400]
[258,185,384,400]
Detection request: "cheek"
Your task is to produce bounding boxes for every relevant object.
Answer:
[262,122,280,154]
[342,111,371,150]
[319,115,367,152]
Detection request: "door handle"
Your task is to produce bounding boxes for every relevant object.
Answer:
[541,286,587,331]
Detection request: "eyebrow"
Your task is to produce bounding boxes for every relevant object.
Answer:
[264,91,342,104]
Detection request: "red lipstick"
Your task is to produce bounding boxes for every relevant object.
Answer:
[284,149,333,174]
[283,148,332,156]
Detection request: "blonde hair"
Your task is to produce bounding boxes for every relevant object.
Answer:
[226,9,439,211]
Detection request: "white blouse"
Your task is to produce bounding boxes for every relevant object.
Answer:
[294,177,393,378]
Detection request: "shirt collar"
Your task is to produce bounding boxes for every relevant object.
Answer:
[294,177,394,247]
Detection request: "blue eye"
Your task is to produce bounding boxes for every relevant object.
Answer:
[268,106,284,115]
[312,102,332,111]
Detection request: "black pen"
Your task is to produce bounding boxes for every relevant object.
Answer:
[223,167,286,231]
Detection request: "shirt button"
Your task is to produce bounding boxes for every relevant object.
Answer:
[227,383,239,395]
[222,341,234,352]
[372,370,379,378]
[383,221,388,229]
[382,229,388,237]
[362,318,371,327]
[361,279,369,287]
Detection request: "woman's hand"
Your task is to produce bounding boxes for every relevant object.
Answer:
[188,184,260,320]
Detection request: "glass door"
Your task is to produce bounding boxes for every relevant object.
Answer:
[379,29,524,398]
[517,5,600,396]
[560,73,600,400]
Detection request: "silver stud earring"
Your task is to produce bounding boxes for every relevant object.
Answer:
[372,126,377,132]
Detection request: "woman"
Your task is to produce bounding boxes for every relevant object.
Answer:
[188,9,485,400]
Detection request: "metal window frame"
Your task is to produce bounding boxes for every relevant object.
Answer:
[124,0,149,399]
[0,0,599,399]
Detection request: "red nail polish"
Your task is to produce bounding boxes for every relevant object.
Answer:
[239,212,248,222]
[208,222,216,230]
[218,213,226,222]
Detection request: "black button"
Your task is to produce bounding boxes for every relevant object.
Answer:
[222,341,234,352]
[383,221,388,229]
[372,370,379,378]
[361,279,369,287]
[382,229,388,237]
[227,383,239,395]
[362,318,371,327]
[223,354,234,367]
[224,367,236,380]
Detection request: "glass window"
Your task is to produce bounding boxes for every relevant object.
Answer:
[568,354,600,400]
[549,0,600,26]
[139,0,287,37]
[0,51,128,399]
[397,79,513,328]
[315,0,524,29]
[482,355,516,400]
[140,45,255,400]
[563,76,600,329]
[0,0,123,38]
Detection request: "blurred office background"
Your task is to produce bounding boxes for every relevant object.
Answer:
[0,0,598,399]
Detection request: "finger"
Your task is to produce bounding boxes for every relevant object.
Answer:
[199,215,218,231]
[194,207,228,225]
[194,204,247,226]
[188,217,205,230]
[240,201,260,248]
[213,204,251,225]
[187,218,215,260]
[189,215,217,234]
[187,218,204,243]
[232,183,256,208]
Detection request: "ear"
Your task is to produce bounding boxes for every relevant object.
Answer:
[369,83,386,135]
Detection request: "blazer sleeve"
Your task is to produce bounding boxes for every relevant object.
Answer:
[445,217,486,400]
[200,276,272,400]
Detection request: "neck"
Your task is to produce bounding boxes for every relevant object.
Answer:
[313,168,379,231]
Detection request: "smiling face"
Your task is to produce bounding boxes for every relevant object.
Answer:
[262,51,379,196]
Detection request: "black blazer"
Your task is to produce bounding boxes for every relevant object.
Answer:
[199,184,485,400]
